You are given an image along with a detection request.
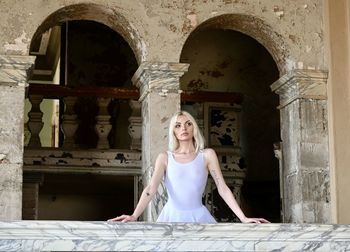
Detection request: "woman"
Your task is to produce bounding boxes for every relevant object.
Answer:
[108,111,269,224]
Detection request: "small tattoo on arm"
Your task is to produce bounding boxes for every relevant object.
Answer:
[146,192,150,196]
[211,169,220,186]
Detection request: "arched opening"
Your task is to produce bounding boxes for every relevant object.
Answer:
[23,5,141,221]
[180,19,281,222]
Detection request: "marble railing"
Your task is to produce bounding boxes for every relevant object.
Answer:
[0,221,349,251]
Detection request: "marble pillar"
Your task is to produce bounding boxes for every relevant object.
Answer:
[271,69,330,223]
[0,55,35,220]
[132,62,189,221]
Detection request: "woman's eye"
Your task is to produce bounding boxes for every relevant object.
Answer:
[186,122,192,126]
[175,124,181,128]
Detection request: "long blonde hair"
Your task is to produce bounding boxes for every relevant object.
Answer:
[168,111,205,153]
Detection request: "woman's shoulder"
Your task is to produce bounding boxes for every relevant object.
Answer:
[201,148,218,159]
[157,151,170,163]
[201,148,218,167]
[155,151,168,169]
[157,151,169,160]
[202,148,217,155]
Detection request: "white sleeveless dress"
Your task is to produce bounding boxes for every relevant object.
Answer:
[156,151,217,223]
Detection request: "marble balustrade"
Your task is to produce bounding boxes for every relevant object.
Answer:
[25,92,142,150]
[0,221,349,251]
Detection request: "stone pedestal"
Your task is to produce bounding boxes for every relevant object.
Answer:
[271,69,330,223]
[0,55,35,220]
[132,62,189,221]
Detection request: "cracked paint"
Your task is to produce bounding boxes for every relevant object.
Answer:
[273,6,284,19]
[306,45,312,53]
[186,12,198,28]
[128,22,147,62]
[0,153,7,163]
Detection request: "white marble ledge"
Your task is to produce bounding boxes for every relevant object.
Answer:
[0,221,350,251]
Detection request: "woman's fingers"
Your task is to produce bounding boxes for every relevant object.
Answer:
[115,215,128,220]
[107,215,128,222]
[108,215,136,223]
[253,218,270,223]
[259,218,270,223]
[243,217,270,224]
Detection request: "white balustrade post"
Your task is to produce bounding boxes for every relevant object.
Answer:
[95,97,112,149]
[62,96,78,148]
[27,95,44,147]
[128,100,142,150]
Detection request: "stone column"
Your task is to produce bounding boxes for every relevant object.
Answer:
[132,62,189,221]
[271,69,330,223]
[0,55,35,220]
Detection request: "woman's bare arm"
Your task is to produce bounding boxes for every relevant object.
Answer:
[204,148,269,224]
[108,152,167,222]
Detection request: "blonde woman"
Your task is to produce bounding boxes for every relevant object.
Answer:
[108,111,269,224]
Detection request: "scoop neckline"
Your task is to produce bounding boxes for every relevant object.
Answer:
[169,151,201,165]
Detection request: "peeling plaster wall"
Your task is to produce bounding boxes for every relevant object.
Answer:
[0,0,326,72]
[0,0,332,223]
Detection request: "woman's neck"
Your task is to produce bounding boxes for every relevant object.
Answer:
[174,141,195,154]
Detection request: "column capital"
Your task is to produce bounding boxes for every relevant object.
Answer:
[0,55,36,87]
[132,62,189,101]
[271,69,328,109]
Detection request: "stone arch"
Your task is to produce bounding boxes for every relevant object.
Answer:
[30,3,145,64]
[181,13,288,75]
[179,13,282,222]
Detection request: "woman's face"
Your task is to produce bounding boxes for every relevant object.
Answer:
[174,115,194,141]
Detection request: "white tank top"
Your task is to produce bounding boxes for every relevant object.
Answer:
[165,151,208,210]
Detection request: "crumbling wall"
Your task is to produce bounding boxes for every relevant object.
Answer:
[0,0,325,71]
[0,0,328,222]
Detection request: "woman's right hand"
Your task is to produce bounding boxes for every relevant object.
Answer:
[107,214,137,223]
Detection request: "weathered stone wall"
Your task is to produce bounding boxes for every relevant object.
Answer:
[0,0,333,223]
[0,0,325,71]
